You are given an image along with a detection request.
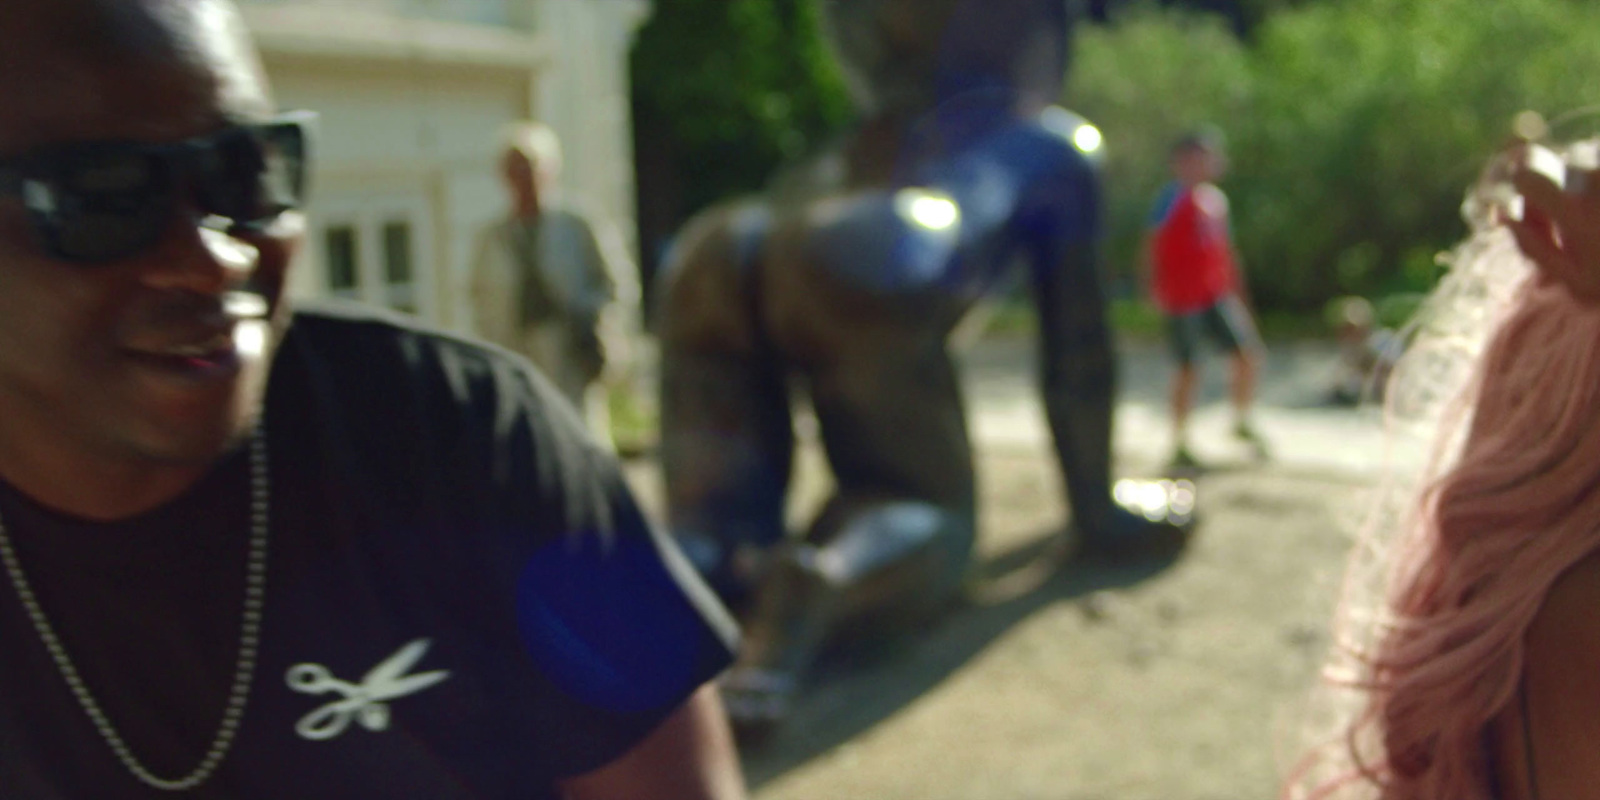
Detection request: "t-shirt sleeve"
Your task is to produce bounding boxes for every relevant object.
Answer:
[487,361,739,779]
[514,469,739,778]
[1147,183,1182,229]
[1194,183,1231,229]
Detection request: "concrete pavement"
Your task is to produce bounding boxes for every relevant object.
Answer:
[956,336,1427,480]
[626,331,1429,480]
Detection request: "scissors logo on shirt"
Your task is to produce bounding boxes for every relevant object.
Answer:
[286,638,452,741]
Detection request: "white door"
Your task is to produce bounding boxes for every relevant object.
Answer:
[314,189,437,322]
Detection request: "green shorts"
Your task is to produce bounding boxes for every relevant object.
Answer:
[1166,295,1261,365]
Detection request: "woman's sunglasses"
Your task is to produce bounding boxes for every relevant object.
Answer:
[0,110,315,264]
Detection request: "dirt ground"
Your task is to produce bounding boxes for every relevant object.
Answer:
[625,449,1371,800]
[619,337,1384,800]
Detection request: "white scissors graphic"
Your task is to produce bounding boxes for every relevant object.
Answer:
[286,638,452,741]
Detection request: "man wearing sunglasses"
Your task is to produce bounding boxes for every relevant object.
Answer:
[0,2,744,798]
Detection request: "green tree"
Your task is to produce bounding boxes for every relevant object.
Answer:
[1069,0,1600,315]
[1094,0,1323,36]
[631,0,851,216]
[1065,11,1252,298]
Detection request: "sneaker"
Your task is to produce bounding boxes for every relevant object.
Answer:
[1170,444,1201,470]
[1233,420,1270,459]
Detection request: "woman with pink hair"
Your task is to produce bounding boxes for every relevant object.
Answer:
[1286,133,1600,800]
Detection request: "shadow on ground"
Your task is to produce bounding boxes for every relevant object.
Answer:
[740,534,1183,790]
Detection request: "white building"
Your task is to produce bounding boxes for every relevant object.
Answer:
[240,0,651,332]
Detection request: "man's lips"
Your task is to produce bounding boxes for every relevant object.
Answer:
[122,326,238,359]
[117,324,250,384]
[119,346,243,388]
[130,330,236,358]
[115,289,277,375]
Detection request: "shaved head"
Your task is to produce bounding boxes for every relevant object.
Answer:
[2,0,184,63]
[0,0,272,151]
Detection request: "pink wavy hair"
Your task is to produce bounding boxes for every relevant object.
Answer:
[1286,141,1600,800]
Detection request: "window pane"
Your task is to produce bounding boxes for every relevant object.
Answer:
[324,226,358,291]
[383,221,414,284]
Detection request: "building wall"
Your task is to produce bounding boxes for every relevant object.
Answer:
[262,59,534,330]
[532,0,651,265]
[246,0,529,31]
[240,0,651,335]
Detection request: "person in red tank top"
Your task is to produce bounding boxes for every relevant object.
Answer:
[1143,129,1266,468]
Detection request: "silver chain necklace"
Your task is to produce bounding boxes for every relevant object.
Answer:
[0,427,270,792]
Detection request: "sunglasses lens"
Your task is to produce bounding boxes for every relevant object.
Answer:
[199,123,305,225]
[67,154,156,193]
[10,115,312,264]
[46,153,171,262]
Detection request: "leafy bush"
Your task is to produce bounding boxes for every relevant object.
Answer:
[1068,0,1600,314]
[631,0,851,214]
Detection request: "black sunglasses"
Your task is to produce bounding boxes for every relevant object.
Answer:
[0,110,315,264]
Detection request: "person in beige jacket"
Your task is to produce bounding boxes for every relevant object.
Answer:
[471,123,639,449]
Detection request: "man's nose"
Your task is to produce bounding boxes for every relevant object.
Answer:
[136,217,260,295]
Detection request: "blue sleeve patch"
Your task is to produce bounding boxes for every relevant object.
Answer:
[515,529,708,714]
[1148,183,1181,229]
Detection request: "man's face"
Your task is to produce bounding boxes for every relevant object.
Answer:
[499,148,556,214]
[1177,146,1226,183]
[501,150,540,210]
[0,0,301,468]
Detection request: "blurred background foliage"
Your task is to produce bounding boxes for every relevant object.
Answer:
[630,0,851,299]
[1075,0,1600,323]
[631,0,1600,331]
[631,0,851,211]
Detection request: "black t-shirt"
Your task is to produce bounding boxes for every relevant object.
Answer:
[0,302,738,798]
